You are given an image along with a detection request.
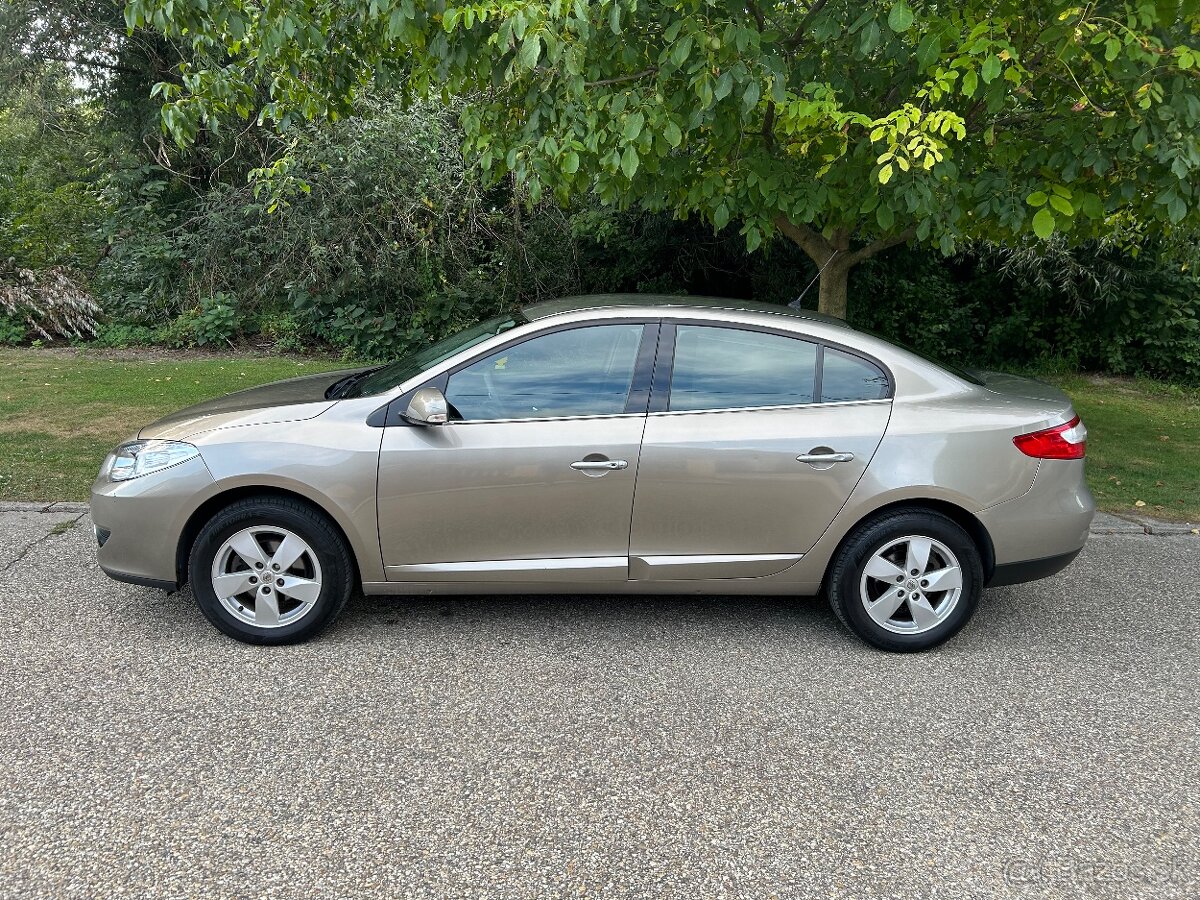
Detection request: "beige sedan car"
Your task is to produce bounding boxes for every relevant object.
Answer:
[92,295,1093,651]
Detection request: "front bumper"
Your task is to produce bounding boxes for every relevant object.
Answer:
[91,455,216,588]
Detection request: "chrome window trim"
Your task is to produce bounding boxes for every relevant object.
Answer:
[441,412,647,426]
[647,397,893,417]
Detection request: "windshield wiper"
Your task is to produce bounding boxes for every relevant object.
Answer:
[325,367,382,399]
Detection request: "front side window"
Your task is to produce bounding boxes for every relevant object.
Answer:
[668,325,818,412]
[446,324,645,421]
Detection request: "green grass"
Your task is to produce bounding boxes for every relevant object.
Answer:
[1047,374,1200,522]
[0,349,349,501]
[1,349,1196,521]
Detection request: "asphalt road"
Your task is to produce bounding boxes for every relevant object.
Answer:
[0,506,1197,899]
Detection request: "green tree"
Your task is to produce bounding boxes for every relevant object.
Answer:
[125,0,1200,317]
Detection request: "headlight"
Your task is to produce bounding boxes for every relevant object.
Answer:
[104,440,200,481]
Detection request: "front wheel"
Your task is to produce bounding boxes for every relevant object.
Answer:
[826,510,983,652]
[189,497,355,644]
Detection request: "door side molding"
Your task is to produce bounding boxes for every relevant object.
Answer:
[630,553,802,581]
[387,556,627,583]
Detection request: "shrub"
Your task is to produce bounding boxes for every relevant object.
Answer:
[92,323,157,348]
[194,293,237,346]
[0,312,25,345]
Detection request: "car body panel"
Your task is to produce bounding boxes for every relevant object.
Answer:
[138,369,357,441]
[91,294,1094,606]
[628,401,892,577]
[92,454,217,584]
[377,415,646,580]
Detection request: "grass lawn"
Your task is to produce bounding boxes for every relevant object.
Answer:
[1047,374,1199,522]
[1,349,1196,521]
[0,349,349,502]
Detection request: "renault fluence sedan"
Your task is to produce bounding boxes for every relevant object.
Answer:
[92,295,1093,651]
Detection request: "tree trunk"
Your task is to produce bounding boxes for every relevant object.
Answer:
[772,216,918,320]
[816,259,850,319]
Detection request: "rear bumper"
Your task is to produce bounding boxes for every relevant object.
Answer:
[978,458,1093,577]
[987,548,1082,587]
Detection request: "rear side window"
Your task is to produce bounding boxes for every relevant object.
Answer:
[821,348,890,402]
[668,326,818,412]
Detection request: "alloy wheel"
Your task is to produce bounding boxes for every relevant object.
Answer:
[859,535,964,635]
[210,526,323,628]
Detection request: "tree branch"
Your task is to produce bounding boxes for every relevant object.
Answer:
[847,226,918,265]
[584,68,658,88]
[784,0,830,49]
[773,215,833,263]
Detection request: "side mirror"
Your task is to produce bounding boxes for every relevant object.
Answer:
[403,386,450,426]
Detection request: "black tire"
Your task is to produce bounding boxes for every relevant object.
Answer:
[189,496,355,645]
[826,509,983,652]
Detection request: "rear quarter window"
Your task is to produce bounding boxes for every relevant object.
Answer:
[821,348,890,402]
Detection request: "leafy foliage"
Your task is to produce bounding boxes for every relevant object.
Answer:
[126,0,1200,315]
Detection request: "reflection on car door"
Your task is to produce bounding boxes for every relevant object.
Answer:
[628,324,892,581]
[377,321,656,583]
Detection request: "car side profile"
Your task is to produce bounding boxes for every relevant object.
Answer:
[91,295,1094,651]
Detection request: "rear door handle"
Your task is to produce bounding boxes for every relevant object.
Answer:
[795,451,855,464]
[571,459,629,471]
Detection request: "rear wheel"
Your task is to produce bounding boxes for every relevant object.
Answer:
[827,510,983,652]
[189,497,355,644]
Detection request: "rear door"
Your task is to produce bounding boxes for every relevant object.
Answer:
[628,322,892,581]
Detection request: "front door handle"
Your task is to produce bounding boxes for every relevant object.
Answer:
[571,459,629,471]
[796,451,855,464]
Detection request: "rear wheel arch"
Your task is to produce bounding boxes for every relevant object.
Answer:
[824,498,995,589]
[177,486,361,587]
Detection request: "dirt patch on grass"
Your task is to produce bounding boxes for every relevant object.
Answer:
[0,407,149,439]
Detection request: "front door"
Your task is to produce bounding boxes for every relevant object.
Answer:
[377,321,655,583]
[629,323,892,580]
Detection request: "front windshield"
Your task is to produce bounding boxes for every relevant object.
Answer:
[344,314,523,398]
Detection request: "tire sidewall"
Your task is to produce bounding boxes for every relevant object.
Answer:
[833,512,983,652]
[190,502,351,645]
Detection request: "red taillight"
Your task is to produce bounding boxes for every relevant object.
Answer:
[1013,415,1087,460]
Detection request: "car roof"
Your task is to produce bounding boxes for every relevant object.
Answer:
[521,294,852,328]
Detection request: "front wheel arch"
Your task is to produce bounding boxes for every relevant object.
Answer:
[177,486,361,588]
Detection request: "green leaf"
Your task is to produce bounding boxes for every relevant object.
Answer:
[714,203,730,229]
[1032,208,1055,239]
[876,202,895,230]
[981,54,1001,84]
[915,34,942,71]
[518,35,541,70]
[878,163,894,185]
[1026,191,1048,207]
[741,79,761,114]
[745,226,762,253]
[663,120,683,148]
[962,69,978,98]
[609,3,621,34]
[621,145,639,179]
[671,36,693,68]
[1048,195,1074,216]
[623,112,644,142]
[714,71,733,101]
[887,3,914,32]
[562,151,580,174]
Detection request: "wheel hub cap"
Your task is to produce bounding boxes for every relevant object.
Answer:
[211,526,322,629]
[859,535,964,635]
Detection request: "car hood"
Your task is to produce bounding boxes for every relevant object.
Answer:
[138,368,364,440]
